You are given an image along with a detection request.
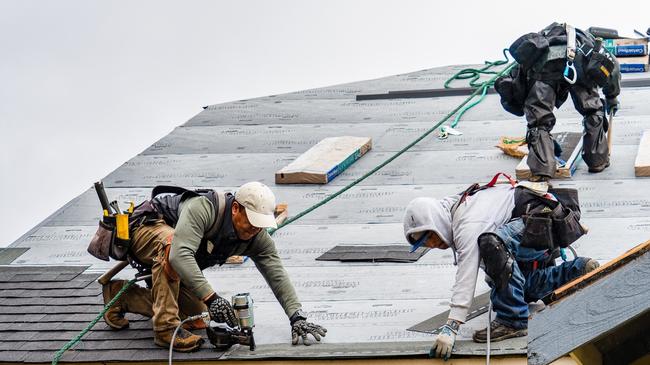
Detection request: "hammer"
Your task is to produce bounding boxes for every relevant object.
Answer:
[607,111,614,157]
[97,261,129,286]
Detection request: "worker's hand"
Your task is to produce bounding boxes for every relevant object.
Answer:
[429,321,459,360]
[205,293,237,328]
[290,310,327,346]
[605,97,619,116]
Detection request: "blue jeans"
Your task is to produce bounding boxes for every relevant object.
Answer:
[487,218,589,329]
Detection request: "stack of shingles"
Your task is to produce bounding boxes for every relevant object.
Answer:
[0,265,219,363]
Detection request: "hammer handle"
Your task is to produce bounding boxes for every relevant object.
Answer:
[607,113,614,156]
[97,261,129,285]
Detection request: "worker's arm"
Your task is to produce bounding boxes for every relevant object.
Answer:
[447,222,484,323]
[246,235,327,345]
[245,232,301,317]
[603,57,621,115]
[603,56,621,99]
[168,196,216,301]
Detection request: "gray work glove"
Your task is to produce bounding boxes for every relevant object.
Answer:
[290,310,327,346]
[206,293,237,328]
[605,97,619,116]
[429,320,459,360]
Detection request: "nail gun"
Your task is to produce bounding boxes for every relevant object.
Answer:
[206,293,256,351]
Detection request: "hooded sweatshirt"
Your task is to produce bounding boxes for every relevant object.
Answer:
[404,184,516,322]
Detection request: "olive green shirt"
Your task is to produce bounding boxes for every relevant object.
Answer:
[168,196,301,318]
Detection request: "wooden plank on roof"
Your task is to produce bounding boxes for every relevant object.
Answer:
[634,129,650,176]
[546,239,650,303]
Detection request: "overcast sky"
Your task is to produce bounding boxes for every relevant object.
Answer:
[1,0,648,247]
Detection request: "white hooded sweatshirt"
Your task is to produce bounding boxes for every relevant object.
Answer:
[403,184,515,322]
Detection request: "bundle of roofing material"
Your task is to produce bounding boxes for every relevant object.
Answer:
[515,132,583,179]
[275,136,372,184]
[604,37,649,73]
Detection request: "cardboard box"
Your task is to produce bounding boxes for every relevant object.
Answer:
[618,55,649,72]
[275,136,372,184]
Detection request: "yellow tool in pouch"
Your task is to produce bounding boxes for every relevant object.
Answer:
[115,213,130,241]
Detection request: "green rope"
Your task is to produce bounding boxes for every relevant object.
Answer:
[52,278,137,365]
[268,60,517,236]
[53,58,517,365]
[444,49,511,129]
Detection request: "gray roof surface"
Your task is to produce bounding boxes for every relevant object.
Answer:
[528,249,650,365]
[3,62,650,363]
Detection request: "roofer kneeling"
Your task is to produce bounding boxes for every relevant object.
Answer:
[101,182,326,352]
[403,174,600,360]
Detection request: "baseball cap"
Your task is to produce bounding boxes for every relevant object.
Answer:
[235,182,278,229]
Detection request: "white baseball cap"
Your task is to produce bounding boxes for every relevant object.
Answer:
[235,182,277,229]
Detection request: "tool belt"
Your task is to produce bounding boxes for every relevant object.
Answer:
[87,200,159,262]
[516,187,585,250]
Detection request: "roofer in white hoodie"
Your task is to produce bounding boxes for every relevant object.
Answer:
[403,179,599,360]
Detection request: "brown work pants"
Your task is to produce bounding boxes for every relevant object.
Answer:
[122,219,206,333]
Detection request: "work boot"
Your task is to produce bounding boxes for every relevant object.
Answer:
[583,258,600,274]
[472,320,527,343]
[588,160,610,173]
[182,317,208,331]
[103,280,130,330]
[154,327,204,352]
[102,279,154,330]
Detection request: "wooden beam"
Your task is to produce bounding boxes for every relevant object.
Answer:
[547,239,650,303]
[634,129,650,177]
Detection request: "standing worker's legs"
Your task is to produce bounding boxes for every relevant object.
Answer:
[525,80,560,179]
[569,85,609,172]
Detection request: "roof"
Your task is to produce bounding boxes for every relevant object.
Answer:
[3,62,650,363]
[528,242,650,365]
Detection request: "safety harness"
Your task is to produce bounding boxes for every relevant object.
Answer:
[563,24,578,84]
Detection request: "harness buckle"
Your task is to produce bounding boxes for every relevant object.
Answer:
[563,61,577,84]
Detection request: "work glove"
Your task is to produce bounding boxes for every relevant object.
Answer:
[205,293,237,328]
[605,97,619,116]
[290,309,327,346]
[429,320,459,360]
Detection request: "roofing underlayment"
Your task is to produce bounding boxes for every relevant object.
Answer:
[2,62,650,363]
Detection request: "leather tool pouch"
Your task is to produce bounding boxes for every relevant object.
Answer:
[521,214,555,250]
[586,49,615,87]
[87,214,132,261]
[509,32,550,68]
[551,205,585,248]
[494,64,528,117]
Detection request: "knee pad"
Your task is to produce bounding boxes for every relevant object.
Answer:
[478,233,514,292]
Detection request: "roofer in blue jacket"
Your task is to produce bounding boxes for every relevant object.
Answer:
[403,175,599,360]
[495,23,621,181]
